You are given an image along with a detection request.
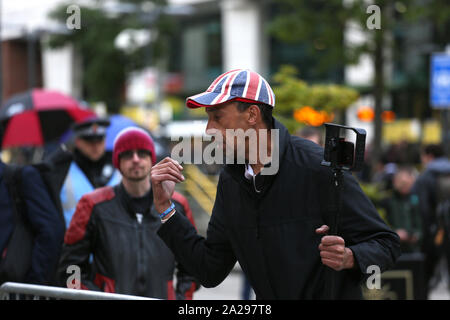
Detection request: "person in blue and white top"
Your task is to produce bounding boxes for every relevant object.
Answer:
[50,117,122,228]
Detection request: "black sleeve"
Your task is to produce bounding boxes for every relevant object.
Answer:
[56,197,100,291]
[158,175,237,288]
[21,166,65,285]
[171,200,201,299]
[336,172,401,279]
[412,173,436,249]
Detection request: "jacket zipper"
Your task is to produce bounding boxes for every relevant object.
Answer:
[136,214,145,295]
[253,192,261,240]
[252,175,262,239]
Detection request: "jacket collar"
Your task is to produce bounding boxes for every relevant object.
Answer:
[115,183,156,220]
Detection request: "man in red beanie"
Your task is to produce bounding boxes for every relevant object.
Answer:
[57,127,199,299]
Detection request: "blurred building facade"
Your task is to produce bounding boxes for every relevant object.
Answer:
[1,0,447,145]
[167,0,346,95]
[0,0,84,103]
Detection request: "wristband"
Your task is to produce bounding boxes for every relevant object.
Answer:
[159,202,175,219]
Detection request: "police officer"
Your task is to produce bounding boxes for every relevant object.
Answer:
[49,117,122,228]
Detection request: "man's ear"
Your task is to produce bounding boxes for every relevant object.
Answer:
[247,105,260,125]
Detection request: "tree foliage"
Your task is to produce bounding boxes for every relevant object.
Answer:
[46,0,175,113]
[272,65,359,132]
[269,0,450,160]
[269,0,449,69]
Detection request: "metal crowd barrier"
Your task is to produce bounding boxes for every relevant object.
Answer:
[0,282,157,300]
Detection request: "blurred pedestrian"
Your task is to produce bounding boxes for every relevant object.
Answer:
[413,144,450,296]
[0,158,64,285]
[151,69,400,299]
[57,127,199,299]
[371,148,398,192]
[46,117,121,228]
[381,166,421,253]
[295,126,323,146]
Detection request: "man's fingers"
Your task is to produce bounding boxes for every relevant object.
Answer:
[152,165,185,182]
[156,162,184,178]
[320,235,345,246]
[151,161,185,183]
[320,258,342,271]
[318,236,346,260]
[151,173,183,184]
[320,249,348,271]
[315,225,330,235]
[158,157,183,170]
[318,243,345,253]
[153,160,184,174]
[317,235,352,271]
[319,249,346,271]
[319,249,344,261]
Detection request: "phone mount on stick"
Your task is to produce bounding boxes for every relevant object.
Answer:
[321,123,366,300]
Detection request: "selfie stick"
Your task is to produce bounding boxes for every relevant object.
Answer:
[321,123,366,300]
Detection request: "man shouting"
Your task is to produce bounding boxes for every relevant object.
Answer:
[151,69,400,299]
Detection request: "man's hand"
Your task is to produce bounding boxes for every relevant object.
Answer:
[150,157,184,213]
[315,225,355,271]
[395,229,409,242]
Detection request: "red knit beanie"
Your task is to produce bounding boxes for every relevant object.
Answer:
[112,127,156,169]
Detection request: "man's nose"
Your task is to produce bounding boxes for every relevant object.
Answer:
[205,120,216,135]
[132,152,140,161]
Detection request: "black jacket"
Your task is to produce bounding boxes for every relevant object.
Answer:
[0,161,64,284]
[158,118,401,299]
[57,184,198,299]
[412,157,450,255]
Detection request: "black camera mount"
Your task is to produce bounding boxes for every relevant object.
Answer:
[321,123,366,171]
[320,123,366,300]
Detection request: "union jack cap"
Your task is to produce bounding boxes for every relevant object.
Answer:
[186,69,275,109]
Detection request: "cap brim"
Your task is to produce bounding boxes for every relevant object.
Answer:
[186,91,230,109]
[78,134,106,141]
[186,93,268,109]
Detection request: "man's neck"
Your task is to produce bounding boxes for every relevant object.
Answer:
[249,125,272,175]
[122,177,151,198]
[73,148,106,188]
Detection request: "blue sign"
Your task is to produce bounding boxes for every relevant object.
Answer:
[431,53,450,109]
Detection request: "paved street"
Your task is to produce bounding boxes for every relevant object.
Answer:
[192,268,450,300]
[429,281,450,300]
[194,266,251,300]
[181,187,253,300]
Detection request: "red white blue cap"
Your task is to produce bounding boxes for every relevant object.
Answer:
[186,69,275,109]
